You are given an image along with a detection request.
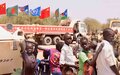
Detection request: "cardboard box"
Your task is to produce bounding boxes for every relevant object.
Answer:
[0,40,22,74]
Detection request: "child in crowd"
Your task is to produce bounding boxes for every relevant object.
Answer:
[49,42,64,75]
[59,33,78,75]
[19,41,37,75]
[78,37,104,75]
[38,41,64,75]
[39,50,50,75]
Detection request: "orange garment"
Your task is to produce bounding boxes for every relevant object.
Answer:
[83,52,94,75]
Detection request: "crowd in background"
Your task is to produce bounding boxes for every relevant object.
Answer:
[18,28,120,75]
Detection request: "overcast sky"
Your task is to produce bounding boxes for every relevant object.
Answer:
[0,0,120,23]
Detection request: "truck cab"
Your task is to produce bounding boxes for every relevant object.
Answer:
[60,19,87,36]
[70,20,87,36]
[109,20,120,33]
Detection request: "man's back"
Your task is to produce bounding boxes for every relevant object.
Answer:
[96,40,116,75]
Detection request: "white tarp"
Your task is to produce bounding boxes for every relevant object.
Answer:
[12,28,25,41]
[0,26,13,40]
[12,28,21,36]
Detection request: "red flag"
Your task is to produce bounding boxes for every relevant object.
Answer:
[40,7,50,19]
[0,3,6,15]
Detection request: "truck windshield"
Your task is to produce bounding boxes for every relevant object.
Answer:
[111,22,120,27]
[81,24,87,32]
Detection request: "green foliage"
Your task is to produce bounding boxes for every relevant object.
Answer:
[0,12,60,25]
[101,23,109,29]
[0,15,8,24]
[0,13,117,31]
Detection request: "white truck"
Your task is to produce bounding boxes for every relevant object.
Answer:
[1,20,88,45]
[109,20,120,33]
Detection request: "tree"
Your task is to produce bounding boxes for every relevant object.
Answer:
[84,17,102,32]
[101,23,109,29]
[0,12,61,25]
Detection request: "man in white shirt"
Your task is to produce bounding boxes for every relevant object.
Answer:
[96,28,119,75]
[59,33,78,75]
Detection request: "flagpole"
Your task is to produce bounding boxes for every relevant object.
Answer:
[28,11,31,25]
[55,8,59,22]
[25,3,30,25]
[55,16,58,22]
[17,10,19,24]
[28,4,30,25]
[16,5,18,25]
[28,8,30,25]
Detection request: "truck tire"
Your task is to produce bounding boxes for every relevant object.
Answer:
[53,36,61,45]
[43,36,52,45]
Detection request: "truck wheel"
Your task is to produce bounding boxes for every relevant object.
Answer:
[43,36,52,45]
[53,36,61,45]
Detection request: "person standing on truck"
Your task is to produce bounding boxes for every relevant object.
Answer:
[73,21,79,41]
[73,21,79,32]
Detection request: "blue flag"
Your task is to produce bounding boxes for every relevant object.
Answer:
[19,5,29,15]
[30,7,41,16]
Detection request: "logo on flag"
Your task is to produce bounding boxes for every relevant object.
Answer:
[30,7,41,16]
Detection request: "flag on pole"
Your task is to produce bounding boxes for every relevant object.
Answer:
[30,7,41,16]
[19,5,29,15]
[61,9,68,20]
[40,7,50,19]
[7,5,18,16]
[55,8,59,17]
[0,3,6,15]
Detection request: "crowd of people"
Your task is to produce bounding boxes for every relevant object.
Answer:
[19,28,120,75]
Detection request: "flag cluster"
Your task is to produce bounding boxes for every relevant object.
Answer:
[0,3,68,19]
